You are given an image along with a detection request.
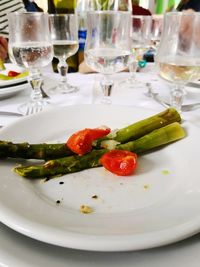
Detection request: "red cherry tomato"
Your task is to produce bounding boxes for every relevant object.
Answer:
[8,70,21,77]
[66,127,110,155]
[100,150,137,176]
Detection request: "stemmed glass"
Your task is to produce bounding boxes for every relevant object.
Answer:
[151,15,163,51]
[84,11,131,104]
[8,12,53,115]
[155,12,200,112]
[124,15,152,88]
[49,14,79,94]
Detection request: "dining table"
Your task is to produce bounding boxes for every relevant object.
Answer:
[0,63,200,267]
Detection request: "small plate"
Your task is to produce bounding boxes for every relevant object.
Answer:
[0,105,199,252]
[0,82,29,99]
[0,63,28,87]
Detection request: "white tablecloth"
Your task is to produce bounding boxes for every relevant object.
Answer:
[0,64,200,267]
[1,64,200,127]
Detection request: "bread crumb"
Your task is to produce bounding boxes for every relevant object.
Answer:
[80,205,94,214]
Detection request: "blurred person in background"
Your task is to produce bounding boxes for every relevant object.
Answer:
[132,0,152,15]
[177,0,200,11]
[0,0,26,63]
[23,0,43,12]
[0,0,25,38]
[0,36,8,62]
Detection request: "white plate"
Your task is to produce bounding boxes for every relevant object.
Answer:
[0,63,28,87]
[0,82,29,99]
[0,105,199,252]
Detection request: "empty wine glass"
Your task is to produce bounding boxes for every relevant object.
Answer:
[124,15,152,88]
[84,11,131,104]
[155,12,200,111]
[49,14,79,94]
[151,15,163,53]
[8,12,53,115]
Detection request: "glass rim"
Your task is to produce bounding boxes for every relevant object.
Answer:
[87,10,131,15]
[131,15,152,19]
[48,13,76,17]
[164,11,200,17]
[8,11,49,17]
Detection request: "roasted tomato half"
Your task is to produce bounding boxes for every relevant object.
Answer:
[66,127,110,155]
[100,150,137,176]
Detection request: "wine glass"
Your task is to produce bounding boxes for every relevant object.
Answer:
[8,12,53,115]
[151,15,163,51]
[49,14,79,94]
[84,11,131,104]
[155,12,200,112]
[123,15,152,88]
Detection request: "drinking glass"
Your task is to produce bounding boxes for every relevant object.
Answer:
[84,11,131,104]
[155,12,200,111]
[8,12,53,115]
[125,15,152,88]
[151,15,163,51]
[49,14,79,94]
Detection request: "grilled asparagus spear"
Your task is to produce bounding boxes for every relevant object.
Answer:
[96,107,181,145]
[14,122,186,179]
[0,142,73,160]
[0,108,181,160]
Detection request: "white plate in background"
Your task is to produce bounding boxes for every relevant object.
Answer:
[0,63,28,87]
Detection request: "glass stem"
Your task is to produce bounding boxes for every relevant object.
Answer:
[57,59,68,87]
[100,74,113,105]
[28,68,43,102]
[170,84,184,112]
[129,61,138,81]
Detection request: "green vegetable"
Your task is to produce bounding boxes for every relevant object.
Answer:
[95,108,181,146]
[0,108,181,160]
[14,122,186,179]
[0,141,73,160]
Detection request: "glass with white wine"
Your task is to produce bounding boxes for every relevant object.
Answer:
[155,12,200,111]
[49,14,79,93]
[128,15,152,87]
[84,11,131,104]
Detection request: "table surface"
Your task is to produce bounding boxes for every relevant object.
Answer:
[1,64,200,267]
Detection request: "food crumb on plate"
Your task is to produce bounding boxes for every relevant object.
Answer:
[143,184,150,190]
[80,205,94,214]
[91,195,98,199]
[162,170,170,175]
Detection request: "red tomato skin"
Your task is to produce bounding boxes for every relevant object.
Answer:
[8,70,20,77]
[89,127,110,140]
[66,127,111,155]
[66,129,91,155]
[100,150,137,176]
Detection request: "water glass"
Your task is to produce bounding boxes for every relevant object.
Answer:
[8,12,53,115]
[84,11,131,104]
[49,14,79,94]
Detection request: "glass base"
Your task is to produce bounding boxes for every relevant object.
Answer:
[101,96,112,105]
[119,77,144,89]
[18,99,49,116]
[51,83,79,94]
